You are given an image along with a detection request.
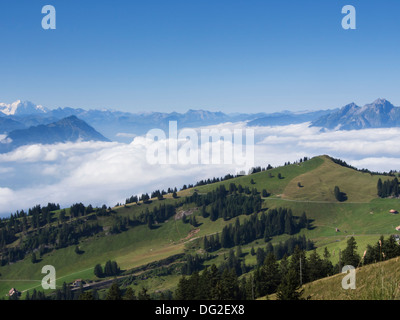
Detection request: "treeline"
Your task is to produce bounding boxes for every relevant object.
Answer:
[0,200,177,265]
[1,220,103,266]
[377,178,399,198]
[193,157,310,189]
[126,187,179,204]
[126,186,181,205]
[0,203,61,248]
[110,203,177,232]
[203,209,309,252]
[330,157,397,176]
[127,156,310,203]
[0,201,116,265]
[1,202,108,247]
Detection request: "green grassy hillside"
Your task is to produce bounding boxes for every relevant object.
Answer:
[282,155,383,202]
[1,155,399,299]
[302,256,400,300]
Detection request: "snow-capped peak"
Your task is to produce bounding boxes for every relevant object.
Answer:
[0,100,48,116]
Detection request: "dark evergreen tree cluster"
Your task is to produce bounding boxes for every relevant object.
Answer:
[203,210,310,252]
[151,189,167,200]
[363,235,400,265]
[26,203,60,228]
[70,203,87,218]
[377,178,400,198]
[1,220,102,265]
[254,235,314,264]
[203,233,221,252]
[175,242,328,301]
[181,253,210,275]
[94,260,120,278]
[330,156,396,176]
[110,216,130,234]
[138,204,176,226]
[184,185,262,222]
[253,246,333,299]
[139,193,150,202]
[175,264,249,300]
[24,289,50,301]
[125,195,138,205]
[218,248,247,276]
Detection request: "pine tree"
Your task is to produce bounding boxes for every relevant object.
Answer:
[220,268,239,300]
[299,212,308,229]
[94,263,103,278]
[147,214,154,229]
[203,236,209,251]
[341,236,360,267]
[201,205,208,218]
[105,282,122,300]
[255,252,280,297]
[377,178,383,197]
[289,246,307,286]
[334,186,347,202]
[334,186,341,201]
[262,189,269,197]
[191,215,198,227]
[111,260,120,276]
[236,245,243,258]
[256,247,266,266]
[307,250,325,282]
[276,267,304,300]
[284,212,294,235]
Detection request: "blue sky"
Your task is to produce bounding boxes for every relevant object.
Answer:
[0,0,399,113]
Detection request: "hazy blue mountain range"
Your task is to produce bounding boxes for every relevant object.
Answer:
[0,116,109,153]
[1,98,399,149]
[0,100,268,142]
[0,117,26,132]
[247,109,335,127]
[310,99,400,130]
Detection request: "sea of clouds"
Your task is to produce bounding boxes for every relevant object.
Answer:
[0,122,399,216]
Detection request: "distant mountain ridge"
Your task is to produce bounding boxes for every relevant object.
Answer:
[0,100,48,116]
[0,100,269,142]
[247,109,335,127]
[311,98,400,130]
[1,98,399,146]
[0,116,109,153]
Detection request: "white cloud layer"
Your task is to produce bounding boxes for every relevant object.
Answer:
[0,122,399,216]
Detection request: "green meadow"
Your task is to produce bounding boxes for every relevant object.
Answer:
[1,155,399,298]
